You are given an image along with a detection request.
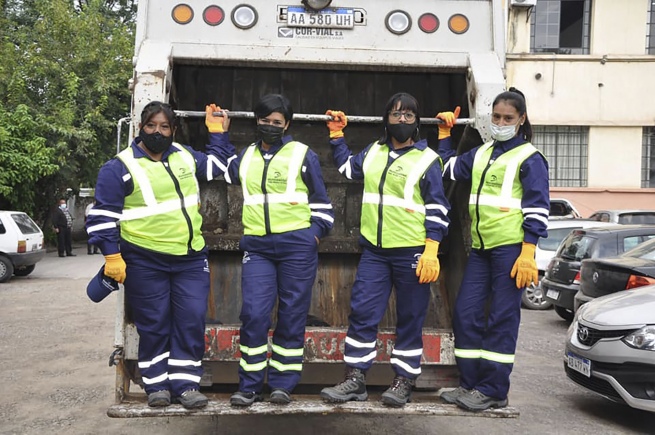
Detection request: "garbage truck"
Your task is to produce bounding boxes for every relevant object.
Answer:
[107,0,514,417]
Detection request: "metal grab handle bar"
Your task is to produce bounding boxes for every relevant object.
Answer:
[174,110,474,125]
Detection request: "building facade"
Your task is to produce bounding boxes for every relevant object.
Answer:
[506,0,655,216]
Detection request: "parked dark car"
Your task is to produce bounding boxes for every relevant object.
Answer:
[542,225,655,321]
[575,237,655,311]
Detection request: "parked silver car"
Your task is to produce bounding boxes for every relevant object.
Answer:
[565,285,655,413]
[588,209,655,225]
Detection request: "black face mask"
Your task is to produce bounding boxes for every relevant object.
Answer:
[139,129,173,154]
[387,122,417,143]
[257,124,285,145]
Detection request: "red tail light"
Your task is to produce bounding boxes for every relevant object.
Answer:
[573,271,581,284]
[17,240,26,253]
[625,275,655,290]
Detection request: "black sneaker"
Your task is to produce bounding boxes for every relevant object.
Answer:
[269,388,291,404]
[175,389,208,409]
[147,390,171,407]
[230,391,263,407]
[380,376,414,407]
[440,386,471,404]
[455,389,508,411]
[320,367,368,403]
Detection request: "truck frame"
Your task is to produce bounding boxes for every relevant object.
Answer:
[108,0,516,418]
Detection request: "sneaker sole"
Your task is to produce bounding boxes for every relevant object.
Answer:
[230,397,263,407]
[380,393,410,408]
[456,399,508,412]
[319,391,368,403]
[269,397,291,405]
[440,392,462,404]
[147,399,170,407]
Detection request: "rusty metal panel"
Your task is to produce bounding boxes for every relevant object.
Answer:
[204,326,453,364]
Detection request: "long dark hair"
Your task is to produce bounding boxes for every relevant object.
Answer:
[379,92,421,144]
[492,87,533,142]
[140,101,177,127]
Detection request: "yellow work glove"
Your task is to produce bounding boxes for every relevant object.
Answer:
[104,253,127,284]
[510,242,538,289]
[435,106,461,139]
[326,110,347,139]
[416,239,440,284]
[205,103,228,133]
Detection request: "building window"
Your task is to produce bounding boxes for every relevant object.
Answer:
[648,1,655,54]
[531,0,591,54]
[532,126,588,187]
[643,127,655,188]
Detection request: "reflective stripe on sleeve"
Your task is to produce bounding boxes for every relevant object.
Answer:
[88,209,122,220]
[87,222,119,234]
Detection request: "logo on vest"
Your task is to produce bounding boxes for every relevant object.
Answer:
[269,170,286,185]
[388,165,407,181]
[177,166,193,181]
[485,173,502,188]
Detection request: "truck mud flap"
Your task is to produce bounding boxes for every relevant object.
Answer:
[107,392,518,418]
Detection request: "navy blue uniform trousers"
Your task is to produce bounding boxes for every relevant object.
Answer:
[344,245,431,379]
[452,244,523,400]
[122,241,210,396]
[238,227,318,393]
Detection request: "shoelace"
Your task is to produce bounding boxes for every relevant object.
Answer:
[389,377,411,393]
[468,389,487,400]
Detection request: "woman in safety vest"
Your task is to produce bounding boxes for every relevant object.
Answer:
[86,101,226,409]
[437,88,550,411]
[320,92,451,408]
[205,94,334,407]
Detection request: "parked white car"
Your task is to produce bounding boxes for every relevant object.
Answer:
[523,219,614,310]
[0,211,46,283]
[565,284,655,413]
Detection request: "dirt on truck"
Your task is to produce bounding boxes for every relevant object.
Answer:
[108,0,515,418]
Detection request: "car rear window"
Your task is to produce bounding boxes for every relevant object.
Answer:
[11,213,41,235]
[558,233,597,261]
[624,238,655,260]
[617,213,655,224]
[539,227,579,251]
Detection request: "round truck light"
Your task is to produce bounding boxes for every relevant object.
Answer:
[448,13,470,34]
[172,4,194,25]
[203,5,225,26]
[418,13,439,33]
[231,5,258,29]
[302,0,332,11]
[385,10,411,35]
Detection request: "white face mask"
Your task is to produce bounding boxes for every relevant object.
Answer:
[490,123,518,142]
[59,204,67,210]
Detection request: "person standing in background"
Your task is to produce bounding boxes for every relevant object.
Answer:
[53,199,75,258]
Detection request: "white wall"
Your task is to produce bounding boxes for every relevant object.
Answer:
[591,0,650,55]
[587,127,643,188]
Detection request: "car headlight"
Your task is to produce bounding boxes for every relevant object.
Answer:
[622,326,655,351]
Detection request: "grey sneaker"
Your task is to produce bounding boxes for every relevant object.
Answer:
[440,386,471,404]
[320,367,368,403]
[175,389,208,409]
[147,390,170,407]
[230,391,263,407]
[456,389,508,411]
[269,388,292,404]
[381,376,414,407]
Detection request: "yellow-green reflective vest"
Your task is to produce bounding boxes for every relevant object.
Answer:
[360,142,441,248]
[239,141,311,236]
[469,141,540,250]
[117,144,205,255]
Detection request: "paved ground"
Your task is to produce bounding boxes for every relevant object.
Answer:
[1,246,654,434]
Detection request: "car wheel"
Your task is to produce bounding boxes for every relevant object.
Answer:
[521,278,552,310]
[554,305,574,322]
[0,256,14,283]
[13,264,35,277]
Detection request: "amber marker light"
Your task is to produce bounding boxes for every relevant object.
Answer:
[172,4,194,24]
[418,13,439,33]
[203,5,225,26]
[448,13,469,34]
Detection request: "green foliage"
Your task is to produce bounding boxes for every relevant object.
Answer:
[0,0,135,225]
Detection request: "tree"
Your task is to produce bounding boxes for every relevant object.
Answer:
[0,0,134,225]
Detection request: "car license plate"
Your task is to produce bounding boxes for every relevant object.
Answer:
[287,6,355,29]
[546,289,560,300]
[567,352,591,377]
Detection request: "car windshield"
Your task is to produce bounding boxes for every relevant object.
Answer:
[617,213,655,225]
[11,213,41,235]
[558,233,597,261]
[539,227,578,251]
[623,238,655,260]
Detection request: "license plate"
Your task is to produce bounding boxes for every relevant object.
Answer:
[567,352,591,377]
[287,7,355,29]
[546,289,560,300]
